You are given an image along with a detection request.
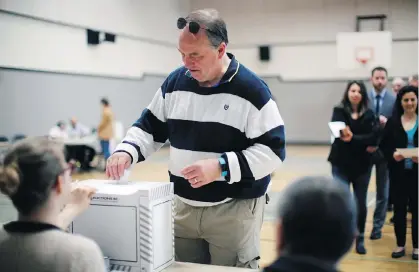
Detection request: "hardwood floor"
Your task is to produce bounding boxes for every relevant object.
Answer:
[75,145,418,271]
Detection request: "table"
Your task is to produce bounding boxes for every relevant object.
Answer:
[0,142,10,148]
[63,135,101,152]
[163,262,259,271]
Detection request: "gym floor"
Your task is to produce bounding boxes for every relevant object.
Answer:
[77,145,418,271]
[1,145,416,271]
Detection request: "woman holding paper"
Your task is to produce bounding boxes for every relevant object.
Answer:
[328,81,380,255]
[379,85,418,260]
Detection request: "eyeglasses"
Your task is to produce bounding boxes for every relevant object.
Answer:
[177,17,224,43]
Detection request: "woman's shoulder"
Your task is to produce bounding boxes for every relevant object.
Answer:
[332,104,347,115]
[35,230,103,257]
[60,231,102,252]
[333,104,344,110]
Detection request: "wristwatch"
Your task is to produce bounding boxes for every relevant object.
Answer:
[218,157,228,177]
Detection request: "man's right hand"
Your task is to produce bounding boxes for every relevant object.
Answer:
[106,152,132,180]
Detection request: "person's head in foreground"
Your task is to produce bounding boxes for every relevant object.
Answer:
[0,137,104,272]
[177,9,230,85]
[0,137,94,226]
[264,176,357,272]
[0,137,73,218]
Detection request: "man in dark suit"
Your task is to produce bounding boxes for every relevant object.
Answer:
[263,176,356,272]
[367,66,396,240]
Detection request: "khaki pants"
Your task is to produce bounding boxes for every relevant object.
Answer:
[174,196,265,268]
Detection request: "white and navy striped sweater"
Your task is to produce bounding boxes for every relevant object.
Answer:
[114,54,286,206]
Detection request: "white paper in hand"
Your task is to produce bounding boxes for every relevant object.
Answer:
[396,148,418,158]
[328,121,346,138]
[118,169,131,184]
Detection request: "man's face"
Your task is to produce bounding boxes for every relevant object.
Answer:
[392,82,403,94]
[178,28,223,83]
[371,70,388,91]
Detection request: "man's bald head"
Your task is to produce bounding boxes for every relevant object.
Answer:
[276,176,357,262]
[177,9,229,84]
[183,9,228,48]
[392,77,405,94]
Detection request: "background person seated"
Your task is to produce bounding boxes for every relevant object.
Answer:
[0,136,105,272]
[48,121,68,139]
[263,176,356,272]
[68,117,90,138]
[67,117,96,171]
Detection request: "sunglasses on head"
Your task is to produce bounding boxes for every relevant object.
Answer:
[177,17,223,41]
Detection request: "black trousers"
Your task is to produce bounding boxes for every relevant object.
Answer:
[66,145,95,170]
[332,165,371,236]
[393,168,418,248]
[388,167,394,207]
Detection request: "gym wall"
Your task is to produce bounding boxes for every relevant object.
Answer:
[0,0,188,138]
[0,0,189,77]
[191,0,418,80]
[0,0,417,143]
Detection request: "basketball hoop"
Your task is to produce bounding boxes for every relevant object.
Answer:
[357,57,369,65]
[355,47,374,66]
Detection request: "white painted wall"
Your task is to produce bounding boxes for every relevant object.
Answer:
[191,0,418,80]
[1,0,417,80]
[0,0,190,78]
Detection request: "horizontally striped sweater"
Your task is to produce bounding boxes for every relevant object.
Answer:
[114,53,286,206]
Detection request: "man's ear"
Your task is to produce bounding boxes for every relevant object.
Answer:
[217,43,226,59]
[276,219,284,254]
[53,176,64,195]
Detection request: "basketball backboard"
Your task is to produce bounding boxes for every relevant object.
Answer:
[336,31,392,71]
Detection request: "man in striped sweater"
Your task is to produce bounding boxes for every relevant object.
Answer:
[106,8,286,268]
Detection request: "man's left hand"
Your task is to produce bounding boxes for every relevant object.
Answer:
[181,159,222,188]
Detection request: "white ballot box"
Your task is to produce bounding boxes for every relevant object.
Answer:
[69,180,175,272]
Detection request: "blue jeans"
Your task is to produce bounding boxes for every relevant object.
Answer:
[100,140,111,160]
[332,165,371,236]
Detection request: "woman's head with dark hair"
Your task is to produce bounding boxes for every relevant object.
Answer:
[340,81,369,113]
[0,137,74,216]
[393,85,418,117]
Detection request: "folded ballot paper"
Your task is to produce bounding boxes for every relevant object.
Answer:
[328,121,346,138]
[396,148,418,158]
